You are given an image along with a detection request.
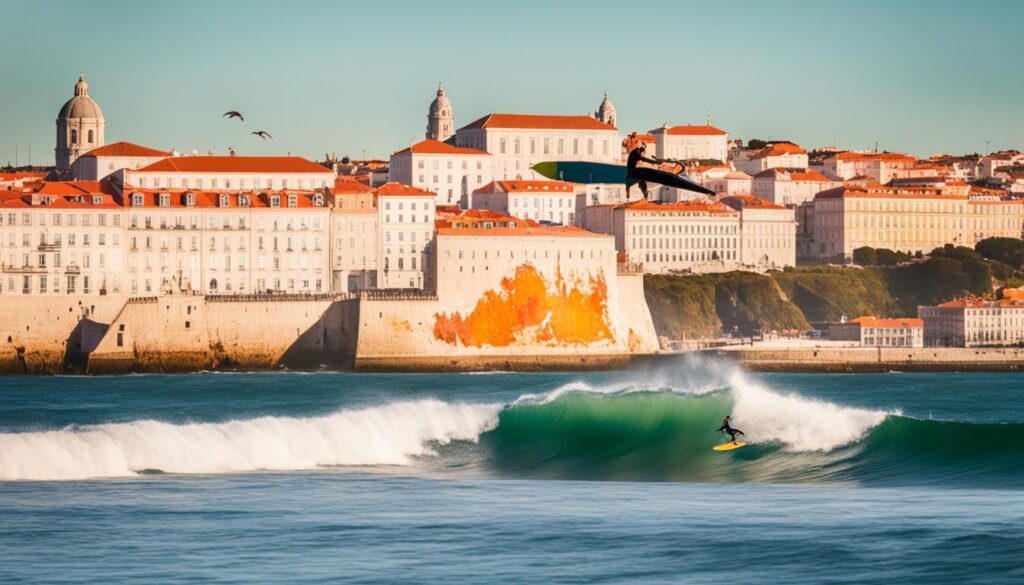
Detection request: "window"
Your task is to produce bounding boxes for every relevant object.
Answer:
[87,129,94,144]
[70,129,77,144]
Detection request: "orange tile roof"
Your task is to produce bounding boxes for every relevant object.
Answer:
[755,168,832,182]
[392,139,490,157]
[849,316,923,328]
[834,152,917,163]
[437,209,606,238]
[815,185,966,201]
[332,177,375,193]
[475,180,576,194]
[753,142,806,158]
[33,181,113,196]
[122,188,324,209]
[0,172,47,181]
[0,193,122,209]
[616,199,736,214]
[459,113,616,131]
[720,195,787,210]
[134,156,332,174]
[375,182,435,197]
[80,141,171,158]
[663,125,727,136]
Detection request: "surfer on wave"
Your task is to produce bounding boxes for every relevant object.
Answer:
[716,416,746,444]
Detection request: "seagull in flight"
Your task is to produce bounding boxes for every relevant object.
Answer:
[252,130,273,140]
[223,111,244,121]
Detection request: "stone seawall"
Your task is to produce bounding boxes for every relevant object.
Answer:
[1,271,660,374]
[707,346,1024,372]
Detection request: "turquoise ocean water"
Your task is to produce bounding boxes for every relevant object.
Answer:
[0,359,1021,583]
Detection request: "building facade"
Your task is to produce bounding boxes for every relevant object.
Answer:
[650,124,728,163]
[453,113,619,180]
[830,316,924,347]
[734,142,809,175]
[388,139,491,206]
[751,168,838,206]
[919,298,1024,347]
[376,182,437,290]
[720,195,797,271]
[124,156,336,192]
[331,179,378,292]
[471,180,578,225]
[72,141,171,182]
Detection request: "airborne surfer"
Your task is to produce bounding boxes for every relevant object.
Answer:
[716,416,746,444]
[625,142,664,200]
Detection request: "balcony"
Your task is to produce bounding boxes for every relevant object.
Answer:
[37,243,61,252]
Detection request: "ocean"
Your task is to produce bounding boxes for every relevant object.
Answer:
[0,359,1021,584]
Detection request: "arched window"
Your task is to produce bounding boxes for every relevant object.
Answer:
[209,279,218,290]
[87,130,94,144]
[70,129,78,145]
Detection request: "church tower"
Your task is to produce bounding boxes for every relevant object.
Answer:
[594,90,616,128]
[56,73,105,174]
[426,83,454,142]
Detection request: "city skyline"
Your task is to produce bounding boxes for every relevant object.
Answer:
[1,0,1022,166]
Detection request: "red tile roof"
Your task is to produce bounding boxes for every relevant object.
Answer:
[720,195,787,210]
[437,209,606,238]
[392,139,490,157]
[80,141,171,158]
[474,180,576,194]
[834,152,917,163]
[375,182,435,197]
[122,189,324,209]
[753,142,806,158]
[460,113,616,131]
[134,156,332,174]
[849,316,923,328]
[755,168,832,182]
[616,199,736,214]
[332,177,375,193]
[662,125,727,136]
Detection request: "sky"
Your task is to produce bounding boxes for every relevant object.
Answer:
[1,0,1022,166]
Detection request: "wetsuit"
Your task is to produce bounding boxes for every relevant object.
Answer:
[716,420,746,443]
[626,148,662,199]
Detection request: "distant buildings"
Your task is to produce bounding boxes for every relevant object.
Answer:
[650,124,729,163]
[919,296,1024,347]
[720,195,797,271]
[830,316,924,348]
[734,142,809,175]
[470,180,578,226]
[821,151,918,183]
[804,184,1024,260]
[751,168,838,206]
[55,75,105,175]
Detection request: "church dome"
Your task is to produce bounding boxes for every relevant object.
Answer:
[595,90,616,126]
[429,83,451,117]
[58,74,103,119]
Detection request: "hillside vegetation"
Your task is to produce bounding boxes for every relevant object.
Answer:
[646,239,1024,340]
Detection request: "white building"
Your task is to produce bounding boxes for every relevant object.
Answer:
[453,113,619,180]
[720,195,797,271]
[751,168,838,206]
[919,297,1024,347]
[822,152,918,183]
[331,179,378,292]
[585,199,741,274]
[121,189,330,296]
[0,182,123,296]
[72,141,170,182]
[650,124,728,163]
[734,142,809,175]
[830,316,924,348]
[808,185,1024,259]
[388,139,491,206]
[471,180,578,225]
[124,156,336,192]
[376,182,436,290]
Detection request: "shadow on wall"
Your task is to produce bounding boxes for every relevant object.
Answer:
[63,318,109,373]
[276,299,361,370]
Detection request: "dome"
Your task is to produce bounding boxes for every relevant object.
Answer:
[58,74,103,120]
[429,83,451,117]
[596,90,615,119]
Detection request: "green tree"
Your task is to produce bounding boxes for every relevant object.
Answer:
[852,247,877,265]
[976,237,1024,269]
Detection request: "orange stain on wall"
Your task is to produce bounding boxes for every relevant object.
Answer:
[433,264,614,347]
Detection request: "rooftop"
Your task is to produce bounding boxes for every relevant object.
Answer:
[134,156,332,174]
[474,180,576,194]
[391,139,490,157]
[658,125,728,137]
[459,113,617,132]
[80,141,171,159]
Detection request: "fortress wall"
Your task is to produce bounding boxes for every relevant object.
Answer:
[614,273,660,353]
[87,296,359,374]
[0,295,128,374]
[710,346,1024,372]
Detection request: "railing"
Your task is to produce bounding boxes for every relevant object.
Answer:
[617,261,644,275]
[205,292,356,302]
[359,289,438,301]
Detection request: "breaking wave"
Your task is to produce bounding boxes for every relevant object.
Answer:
[1,367,1020,486]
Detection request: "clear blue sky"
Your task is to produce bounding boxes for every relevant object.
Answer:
[1,0,1021,166]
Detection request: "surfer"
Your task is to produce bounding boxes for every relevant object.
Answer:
[625,142,664,200]
[716,416,746,444]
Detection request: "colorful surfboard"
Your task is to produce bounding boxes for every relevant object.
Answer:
[531,161,715,196]
[713,441,747,451]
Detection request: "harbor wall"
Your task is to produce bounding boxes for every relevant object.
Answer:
[707,346,1024,372]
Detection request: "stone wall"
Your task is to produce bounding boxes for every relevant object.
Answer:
[708,346,1024,372]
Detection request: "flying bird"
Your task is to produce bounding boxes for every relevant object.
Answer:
[223,111,244,121]
[252,130,273,140]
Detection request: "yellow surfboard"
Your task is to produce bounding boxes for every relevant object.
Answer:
[713,441,746,451]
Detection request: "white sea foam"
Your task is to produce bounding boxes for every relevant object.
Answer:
[0,400,500,481]
[727,369,891,452]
